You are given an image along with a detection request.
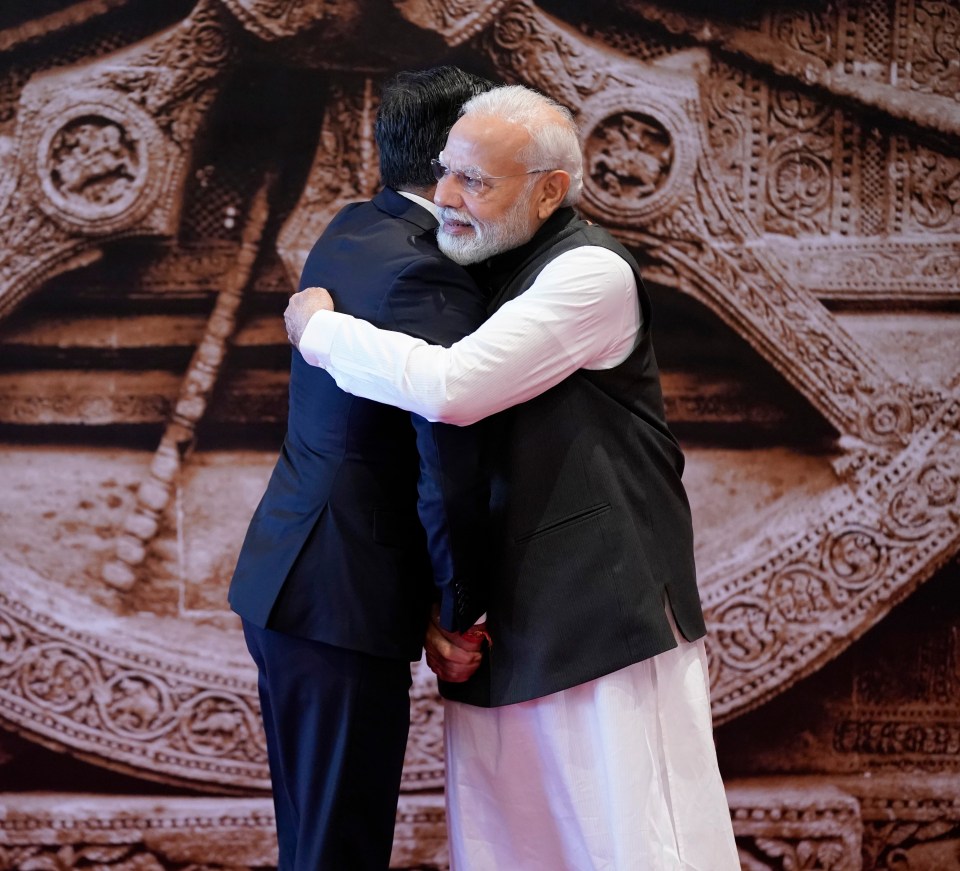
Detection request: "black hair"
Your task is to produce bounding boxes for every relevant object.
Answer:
[376,66,494,192]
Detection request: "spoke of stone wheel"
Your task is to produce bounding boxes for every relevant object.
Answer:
[102,174,275,591]
[642,228,939,448]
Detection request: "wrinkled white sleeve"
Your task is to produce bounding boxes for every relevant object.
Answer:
[298,246,641,425]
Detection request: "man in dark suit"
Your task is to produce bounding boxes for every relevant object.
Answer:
[228,67,493,871]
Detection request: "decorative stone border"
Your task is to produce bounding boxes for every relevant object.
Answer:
[3,776,955,869]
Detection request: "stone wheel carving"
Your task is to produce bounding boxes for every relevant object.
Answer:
[0,0,958,808]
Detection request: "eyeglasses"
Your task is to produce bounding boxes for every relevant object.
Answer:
[430,158,552,196]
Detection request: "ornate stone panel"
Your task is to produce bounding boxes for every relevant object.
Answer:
[0,1,957,868]
[0,795,279,870]
[0,561,268,791]
[0,549,446,794]
[7,777,954,870]
[771,237,960,303]
[393,0,511,45]
[0,0,236,320]
[729,780,863,871]
[218,0,360,41]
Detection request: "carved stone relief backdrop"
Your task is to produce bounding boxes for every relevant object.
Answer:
[0,0,958,868]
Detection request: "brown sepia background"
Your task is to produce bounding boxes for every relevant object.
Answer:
[0,1,958,868]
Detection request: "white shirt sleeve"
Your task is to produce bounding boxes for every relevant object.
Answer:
[299,246,642,425]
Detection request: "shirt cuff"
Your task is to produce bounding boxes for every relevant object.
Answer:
[298,310,345,368]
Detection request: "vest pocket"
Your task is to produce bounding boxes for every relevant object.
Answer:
[514,502,612,544]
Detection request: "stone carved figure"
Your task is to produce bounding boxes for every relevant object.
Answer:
[0,1,958,869]
[103,677,164,732]
[587,111,672,201]
[50,120,136,200]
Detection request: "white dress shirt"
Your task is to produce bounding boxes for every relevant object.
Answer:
[298,245,641,425]
[396,189,439,218]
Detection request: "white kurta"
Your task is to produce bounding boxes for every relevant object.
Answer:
[299,244,740,869]
[443,620,740,871]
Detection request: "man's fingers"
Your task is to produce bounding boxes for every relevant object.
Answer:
[283,287,335,348]
[300,286,334,302]
[429,635,481,665]
[426,650,482,683]
[426,621,481,657]
[424,619,483,682]
[283,296,306,347]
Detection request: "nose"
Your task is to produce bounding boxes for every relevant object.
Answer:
[434,171,463,209]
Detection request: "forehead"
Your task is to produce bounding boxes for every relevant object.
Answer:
[442,114,531,172]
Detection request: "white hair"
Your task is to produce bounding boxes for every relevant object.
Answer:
[460,85,583,206]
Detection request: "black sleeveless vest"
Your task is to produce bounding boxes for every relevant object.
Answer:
[442,208,707,707]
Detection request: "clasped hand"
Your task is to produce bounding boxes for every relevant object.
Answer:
[284,286,335,347]
[425,605,489,683]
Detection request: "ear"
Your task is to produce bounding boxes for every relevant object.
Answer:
[536,170,571,219]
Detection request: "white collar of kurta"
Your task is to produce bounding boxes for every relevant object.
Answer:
[397,189,438,219]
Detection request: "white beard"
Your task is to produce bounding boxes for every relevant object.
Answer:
[436,182,539,265]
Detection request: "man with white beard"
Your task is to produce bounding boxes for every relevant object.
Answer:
[285,84,740,870]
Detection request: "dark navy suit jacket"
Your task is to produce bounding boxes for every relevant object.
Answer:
[228,188,489,661]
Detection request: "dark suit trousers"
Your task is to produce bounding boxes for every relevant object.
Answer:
[243,620,412,871]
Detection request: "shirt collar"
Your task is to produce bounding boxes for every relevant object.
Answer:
[396,189,438,219]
